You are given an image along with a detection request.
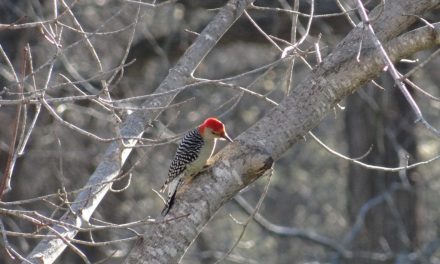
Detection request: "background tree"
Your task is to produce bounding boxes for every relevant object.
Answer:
[346,77,419,260]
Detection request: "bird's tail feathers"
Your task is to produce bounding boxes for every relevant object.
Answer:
[161,178,182,216]
[161,190,177,216]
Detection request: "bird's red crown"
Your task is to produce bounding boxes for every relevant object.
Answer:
[199,117,225,134]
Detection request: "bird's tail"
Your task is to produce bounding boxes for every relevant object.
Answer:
[161,178,182,216]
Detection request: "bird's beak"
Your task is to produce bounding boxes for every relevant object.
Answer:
[221,131,233,142]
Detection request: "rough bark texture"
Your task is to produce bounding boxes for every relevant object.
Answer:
[124,1,440,263]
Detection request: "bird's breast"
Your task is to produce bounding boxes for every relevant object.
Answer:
[185,140,216,176]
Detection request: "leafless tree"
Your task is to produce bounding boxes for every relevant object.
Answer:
[0,0,439,263]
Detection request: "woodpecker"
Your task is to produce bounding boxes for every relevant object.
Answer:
[160,117,233,216]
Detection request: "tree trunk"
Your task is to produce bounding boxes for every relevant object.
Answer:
[346,77,419,262]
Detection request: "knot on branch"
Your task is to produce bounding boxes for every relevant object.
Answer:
[213,140,274,187]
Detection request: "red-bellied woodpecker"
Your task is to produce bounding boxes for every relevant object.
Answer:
[160,117,233,216]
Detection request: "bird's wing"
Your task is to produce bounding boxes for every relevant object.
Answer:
[162,129,204,188]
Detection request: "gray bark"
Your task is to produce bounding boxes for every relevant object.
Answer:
[124,0,440,263]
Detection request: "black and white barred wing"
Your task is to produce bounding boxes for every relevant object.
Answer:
[160,129,204,191]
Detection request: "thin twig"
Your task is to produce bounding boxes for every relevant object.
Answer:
[45,225,91,264]
[403,77,440,102]
[403,47,440,78]
[234,195,348,256]
[0,218,15,260]
[355,0,440,137]
[335,0,357,27]
[17,44,42,156]
[0,45,22,197]
[250,3,357,18]
[309,132,440,172]
[296,0,314,47]
[214,169,273,263]
[342,183,409,246]
[243,10,282,51]
[125,0,177,8]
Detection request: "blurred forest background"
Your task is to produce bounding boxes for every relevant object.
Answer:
[0,0,439,263]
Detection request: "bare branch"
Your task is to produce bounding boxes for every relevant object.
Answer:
[310,132,440,172]
[0,45,23,197]
[355,0,440,136]
[234,195,348,256]
[214,169,273,263]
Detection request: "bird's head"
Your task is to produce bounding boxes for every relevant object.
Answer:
[199,117,233,142]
